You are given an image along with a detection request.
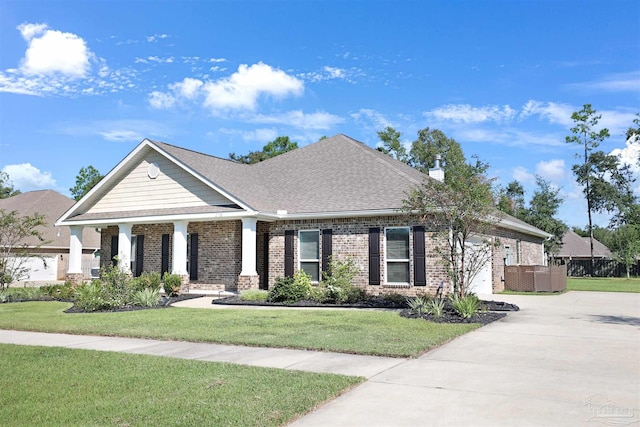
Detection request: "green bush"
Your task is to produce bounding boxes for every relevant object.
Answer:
[131,271,162,292]
[268,271,312,304]
[41,282,75,300]
[239,289,269,301]
[99,264,135,305]
[74,282,110,312]
[407,295,432,316]
[427,298,445,318]
[132,288,161,307]
[319,257,364,304]
[449,294,481,319]
[162,273,182,297]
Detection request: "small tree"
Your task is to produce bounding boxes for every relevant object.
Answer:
[376,126,409,163]
[70,166,103,201]
[229,136,298,164]
[404,164,501,298]
[0,209,48,289]
[0,171,20,199]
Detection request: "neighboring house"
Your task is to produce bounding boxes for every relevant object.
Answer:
[56,134,551,295]
[554,229,613,261]
[0,190,101,282]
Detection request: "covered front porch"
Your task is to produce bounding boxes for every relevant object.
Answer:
[65,216,268,292]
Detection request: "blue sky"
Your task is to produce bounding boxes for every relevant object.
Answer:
[0,0,638,228]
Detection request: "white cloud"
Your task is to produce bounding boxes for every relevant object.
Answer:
[535,159,565,182]
[17,23,48,41]
[611,139,640,195]
[512,166,535,184]
[202,62,303,112]
[18,23,93,77]
[147,56,174,64]
[146,34,169,42]
[169,77,203,99]
[250,110,344,130]
[425,104,516,124]
[299,66,348,82]
[98,130,145,142]
[209,58,227,63]
[148,91,176,109]
[2,163,56,190]
[519,100,575,126]
[350,108,396,130]
[568,71,640,93]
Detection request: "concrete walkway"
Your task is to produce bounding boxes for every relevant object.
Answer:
[1,291,638,426]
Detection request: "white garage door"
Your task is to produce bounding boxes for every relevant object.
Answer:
[466,238,493,295]
[11,256,58,281]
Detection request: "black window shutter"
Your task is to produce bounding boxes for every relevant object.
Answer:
[189,233,198,281]
[284,230,294,278]
[262,233,269,289]
[135,235,144,277]
[161,234,170,275]
[110,235,119,267]
[413,226,426,286]
[369,227,380,285]
[322,229,333,276]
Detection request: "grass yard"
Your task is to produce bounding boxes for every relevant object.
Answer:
[0,344,361,426]
[0,302,479,357]
[567,277,640,293]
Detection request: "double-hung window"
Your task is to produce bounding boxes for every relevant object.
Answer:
[299,230,320,282]
[385,227,410,284]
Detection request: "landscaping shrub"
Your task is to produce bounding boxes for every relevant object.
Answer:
[74,282,110,312]
[449,294,481,319]
[239,289,269,302]
[407,295,432,316]
[427,298,445,318]
[131,271,162,292]
[162,273,182,297]
[41,282,75,300]
[132,288,161,308]
[318,257,365,304]
[268,271,312,304]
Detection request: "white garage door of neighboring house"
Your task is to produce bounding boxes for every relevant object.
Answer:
[466,238,493,295]
[9,256,58,281]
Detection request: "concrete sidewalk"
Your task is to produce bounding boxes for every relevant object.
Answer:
[0,329,405,379]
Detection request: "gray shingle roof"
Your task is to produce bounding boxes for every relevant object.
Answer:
[0,190,101,249]
[556,229,612,258]
[153,134,425,214]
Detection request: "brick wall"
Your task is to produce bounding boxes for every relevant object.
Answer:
[187,221,242,289]
[266,215,450,297]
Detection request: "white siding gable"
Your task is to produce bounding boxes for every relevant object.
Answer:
[86,151,233,214]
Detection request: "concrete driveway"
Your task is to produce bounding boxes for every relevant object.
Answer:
[292,291,640,427]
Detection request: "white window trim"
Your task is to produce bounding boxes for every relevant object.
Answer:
[298,229,320,283]
[384,226,410,286]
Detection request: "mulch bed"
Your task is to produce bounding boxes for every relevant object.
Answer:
[214,296,519,325]
[63,294,204,313]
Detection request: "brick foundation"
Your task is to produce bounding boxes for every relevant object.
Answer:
[65,273,85,285]
[237,275,260,291]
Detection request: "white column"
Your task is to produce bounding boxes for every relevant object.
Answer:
[240,218,257,276]
[67,226,83,274]
[118,223,132,273]
[172,221,188,276]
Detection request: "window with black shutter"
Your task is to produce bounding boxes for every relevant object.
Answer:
[161,234,170,275]
[188,233,198,281]
[322,229,333,276]
[110,235,118,266]
[284,230,294,278]
[369,227,380,285]
[413,226,426,286]
[134,235,144,277]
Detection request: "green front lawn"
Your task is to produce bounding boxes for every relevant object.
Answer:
[0,344,361,426]
[567,277,640,293]
[0,302,478,357]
